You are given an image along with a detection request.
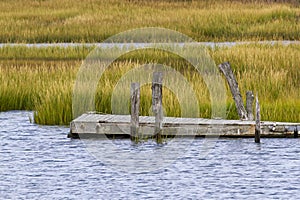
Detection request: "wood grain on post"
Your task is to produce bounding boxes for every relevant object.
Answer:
[152,72,163,142]
[255,95,261,143]
[246,91,254,121]
[219,62,248,120]
[130,82,140,140]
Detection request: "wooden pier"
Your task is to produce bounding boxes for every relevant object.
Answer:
[69,63,299,140]
[68,113,300,139]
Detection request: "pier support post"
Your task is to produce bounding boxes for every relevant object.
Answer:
[255,95,261,143]
[152,72,163,142]
[219,62,248,120]
[294,126,298,138]
[130,82,140,141]
[246,91,254,121]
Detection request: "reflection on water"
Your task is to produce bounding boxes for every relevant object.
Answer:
[1,111,300,199]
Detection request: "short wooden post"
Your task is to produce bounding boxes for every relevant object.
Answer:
[294,126,298,138]
[219,62,248,120]
[246,91,254,121]
[255,95,261,143]
[152,72,163,142]
[130,82,140,141]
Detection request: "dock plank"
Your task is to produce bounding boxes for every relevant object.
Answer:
[69,114,300,138]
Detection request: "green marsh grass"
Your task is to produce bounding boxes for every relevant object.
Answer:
[0,60,79,125]
[0,44,299,125]
[0,0,300,42]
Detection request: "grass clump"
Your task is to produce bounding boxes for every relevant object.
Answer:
[0,60,79,125]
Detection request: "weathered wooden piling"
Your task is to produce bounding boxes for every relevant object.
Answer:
[255,95,261,143]
[294,126,298,138]
[246,91,254,121]
[219,62,248,120]
[152,72,163,142]
[130,82,140,140]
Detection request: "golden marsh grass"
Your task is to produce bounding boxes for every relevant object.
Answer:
[0,44,299,124]
[0,0,299,42]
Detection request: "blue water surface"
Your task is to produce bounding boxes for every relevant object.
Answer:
[1,111,300,199]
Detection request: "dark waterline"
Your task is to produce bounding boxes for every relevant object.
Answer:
[1,111,300,199]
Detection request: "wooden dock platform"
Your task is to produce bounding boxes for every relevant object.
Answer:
[68,113,300,139]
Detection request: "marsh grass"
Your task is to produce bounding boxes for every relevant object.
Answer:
[0,44,299,124]
[0,0,300,42]
[0,60,79,124]
[211,44,300,121]
[0,46,91,60]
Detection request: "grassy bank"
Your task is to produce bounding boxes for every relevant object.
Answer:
[0,44,299,124]
[0,0,299,42]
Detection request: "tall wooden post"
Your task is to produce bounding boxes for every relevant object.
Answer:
[131,82,140,141]
[219,62,248,120]
[255,95,261,143]
[246,91,254,121]
[152,72,163,142]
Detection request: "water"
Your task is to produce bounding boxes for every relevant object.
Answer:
[1,111,300,199]
[0,40,300,49]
